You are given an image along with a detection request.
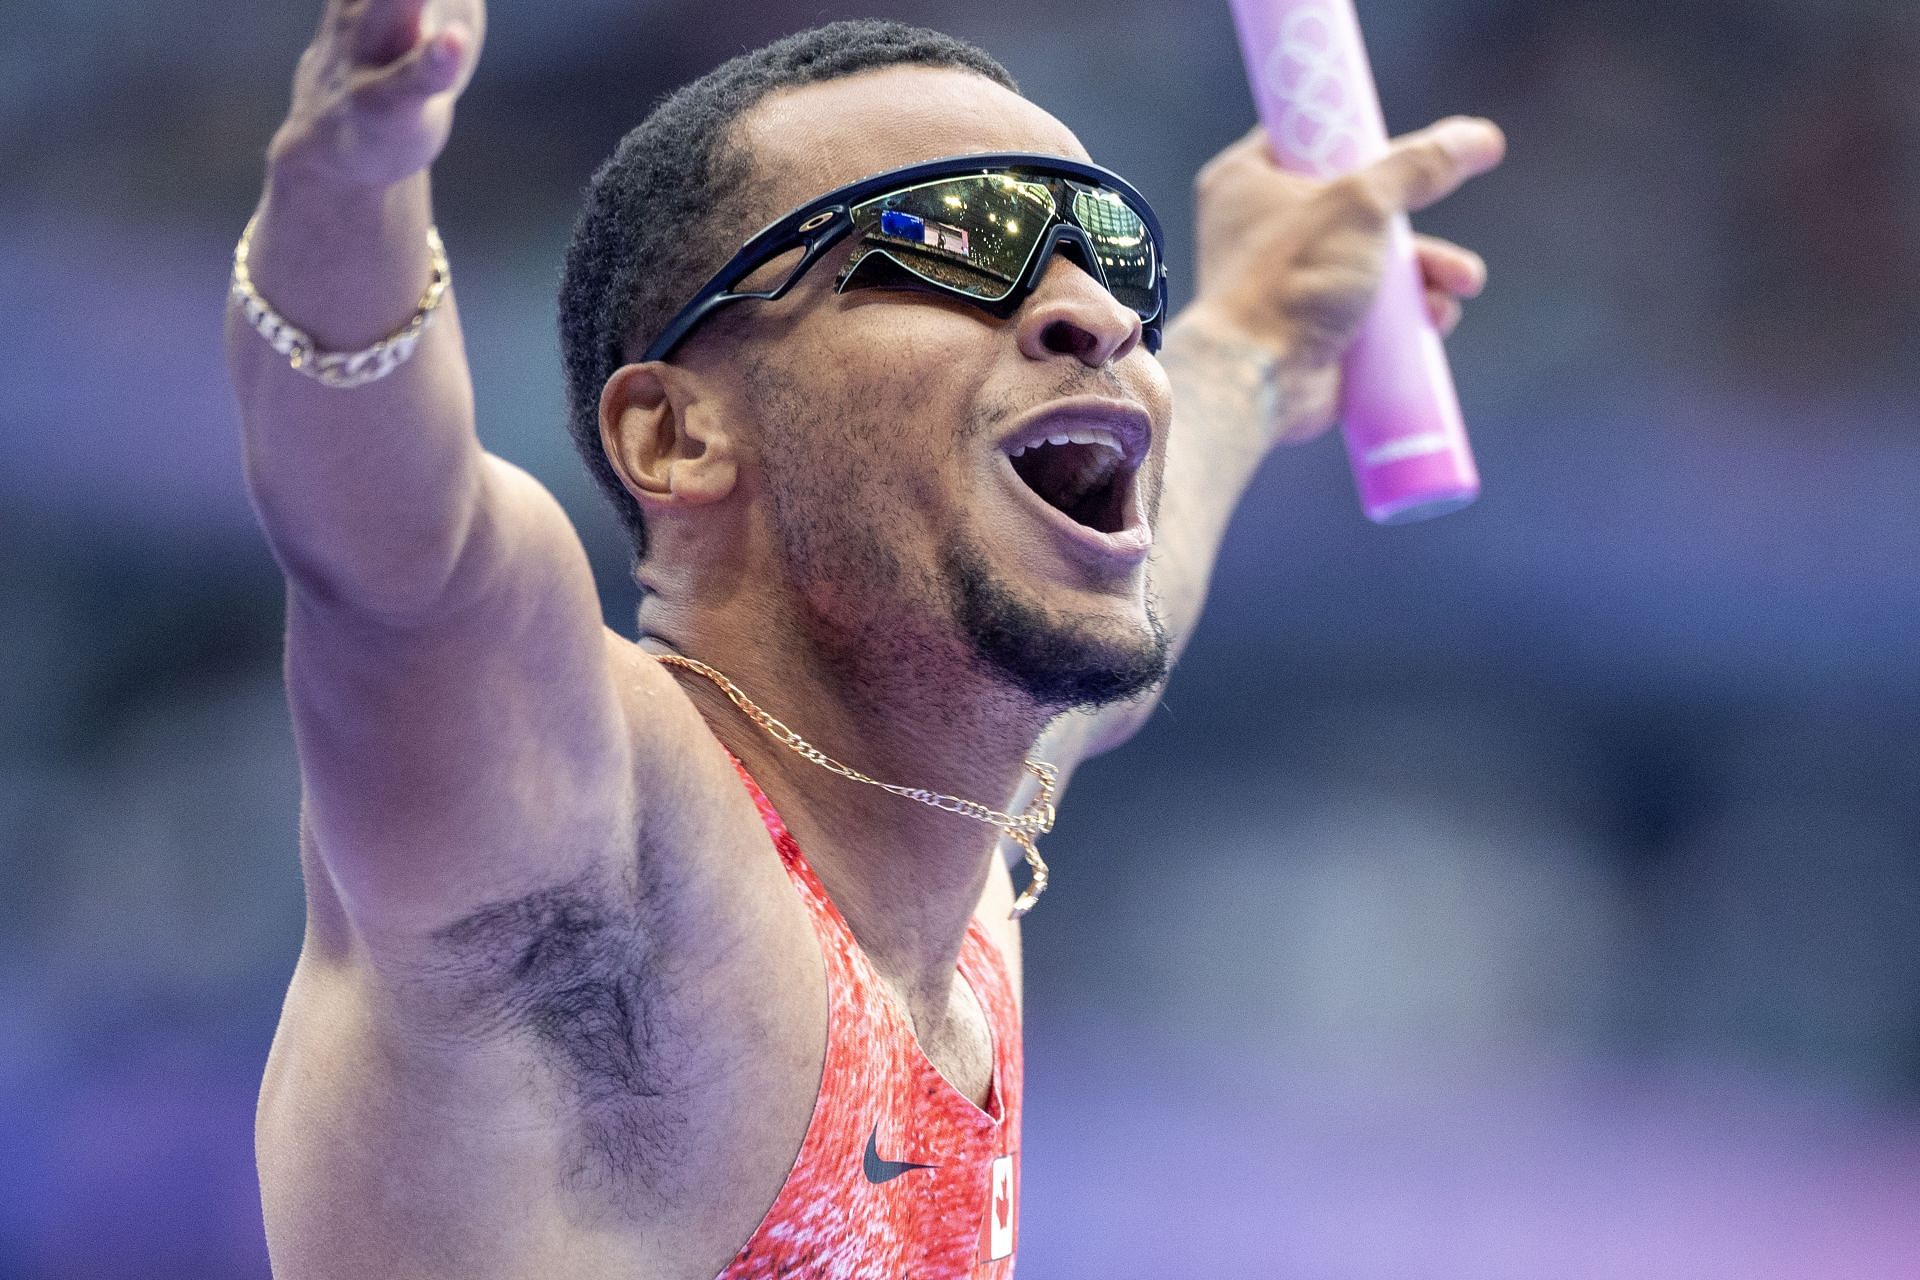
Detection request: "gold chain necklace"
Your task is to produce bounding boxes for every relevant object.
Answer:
[655,653,1057,918]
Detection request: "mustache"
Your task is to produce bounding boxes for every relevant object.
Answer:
[1045,366,1130,401]
[968,367,1137,441]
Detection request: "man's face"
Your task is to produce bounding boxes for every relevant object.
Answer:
[696,65,1173,713]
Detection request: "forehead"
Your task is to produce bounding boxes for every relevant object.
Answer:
[737,65,1092,214]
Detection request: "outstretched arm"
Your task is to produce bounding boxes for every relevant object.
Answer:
[232,0,489,609]
[229,0,650,949]
[1040,116,1507,776]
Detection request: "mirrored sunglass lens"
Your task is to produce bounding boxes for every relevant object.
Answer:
[1070,186,1159,318]
[849,175,1054,300]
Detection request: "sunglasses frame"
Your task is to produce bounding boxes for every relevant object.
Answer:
[637,152,1170,363]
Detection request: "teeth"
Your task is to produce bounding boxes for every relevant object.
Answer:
[1066,428,1122,453]
[1007,425,1127,460]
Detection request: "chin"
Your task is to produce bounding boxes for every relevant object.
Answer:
[946,546,1170,713]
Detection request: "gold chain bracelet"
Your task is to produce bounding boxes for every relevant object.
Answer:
[230,213,450,389]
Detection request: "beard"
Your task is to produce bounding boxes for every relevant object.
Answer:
[944,531,1170,712]
[743,357,1170,717]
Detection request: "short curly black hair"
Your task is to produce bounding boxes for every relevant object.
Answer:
[557,20,1018,569]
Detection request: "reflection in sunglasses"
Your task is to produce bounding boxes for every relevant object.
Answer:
[641,155,1168,362]
[879,210,973,257]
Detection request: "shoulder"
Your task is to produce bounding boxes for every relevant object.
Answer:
[429,633,807,994]
[307,639,828,1193]
[329,632,812,1045]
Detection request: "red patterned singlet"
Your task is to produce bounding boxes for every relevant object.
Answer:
[715,757,1024,1279]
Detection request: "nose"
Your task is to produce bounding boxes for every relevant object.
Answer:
[1013,246,1144,368]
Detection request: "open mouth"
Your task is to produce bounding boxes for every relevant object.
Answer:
[1007,429,1136,535]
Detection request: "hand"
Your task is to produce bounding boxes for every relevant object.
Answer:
[1184,116,1506,443]
[267,0,487,191]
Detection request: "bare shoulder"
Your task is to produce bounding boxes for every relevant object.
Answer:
[263,636,828,1271]
[290,616,815,1086]
[355,632,810,1019]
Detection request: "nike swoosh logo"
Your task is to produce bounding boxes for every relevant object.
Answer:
[863,1124,938,1184]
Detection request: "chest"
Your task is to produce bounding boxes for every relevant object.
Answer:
[264,907,1005,1278]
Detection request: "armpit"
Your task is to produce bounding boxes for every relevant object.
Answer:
[417,870,696,1197]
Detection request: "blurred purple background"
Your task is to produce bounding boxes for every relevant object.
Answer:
[3,0,1918,1276]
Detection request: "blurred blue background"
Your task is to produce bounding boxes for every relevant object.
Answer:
[4,0,1919,1276]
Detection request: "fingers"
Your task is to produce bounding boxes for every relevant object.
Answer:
[1363,116,1506,215]
[351,21,473,115]
[1414,233,1486,298]
[352,0,432,66]
[1415,234,1483,336]
[1426,287,1463,336]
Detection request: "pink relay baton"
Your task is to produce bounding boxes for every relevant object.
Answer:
[1228,0,1479,523]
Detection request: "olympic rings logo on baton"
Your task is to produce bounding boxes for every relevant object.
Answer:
[1259,6,1366,175]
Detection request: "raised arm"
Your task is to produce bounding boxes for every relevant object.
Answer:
[1039,117,1507,775]
[227,0,648,948]
[231,0,489,613]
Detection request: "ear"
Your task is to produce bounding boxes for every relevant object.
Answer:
[598,362,739,509]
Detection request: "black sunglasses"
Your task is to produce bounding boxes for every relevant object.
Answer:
[639,152,1170,363]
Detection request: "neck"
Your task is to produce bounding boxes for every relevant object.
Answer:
[639,598,1051,1004]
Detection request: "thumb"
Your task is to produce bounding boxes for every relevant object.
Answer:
[1363,116,1506,215]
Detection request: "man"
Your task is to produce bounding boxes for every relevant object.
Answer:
[225,1,1504,1275]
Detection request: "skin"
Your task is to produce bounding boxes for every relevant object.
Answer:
[606,71,1179,1006]
[227,1,1505,1276]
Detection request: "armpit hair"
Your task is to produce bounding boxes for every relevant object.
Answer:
[422,867,693,1200]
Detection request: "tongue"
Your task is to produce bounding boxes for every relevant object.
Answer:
[1012,442,1119,531]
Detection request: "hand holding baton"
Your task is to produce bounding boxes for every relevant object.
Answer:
[1228,0,1481,523]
